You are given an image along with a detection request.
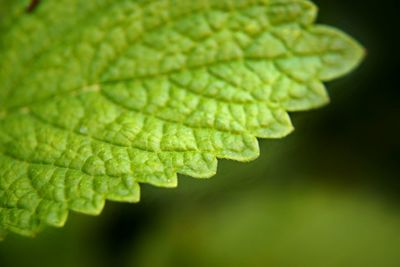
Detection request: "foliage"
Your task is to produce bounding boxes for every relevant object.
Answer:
[0,0,363,238]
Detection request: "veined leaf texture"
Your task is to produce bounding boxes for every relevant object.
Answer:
[0,0,364,238]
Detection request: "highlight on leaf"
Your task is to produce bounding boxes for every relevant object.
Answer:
[0,0,364,238]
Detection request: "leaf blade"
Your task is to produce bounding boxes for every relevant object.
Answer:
[0,0,364,237]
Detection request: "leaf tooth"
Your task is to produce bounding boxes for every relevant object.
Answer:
[35,200,68,227]
[105,175,141,203]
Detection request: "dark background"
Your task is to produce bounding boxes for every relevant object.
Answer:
[0,1,399,266]
[309,0,399,194]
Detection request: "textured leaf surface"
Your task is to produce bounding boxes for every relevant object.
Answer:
[0,0,363,238]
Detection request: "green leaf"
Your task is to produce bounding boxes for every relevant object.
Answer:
[0,0,364,238]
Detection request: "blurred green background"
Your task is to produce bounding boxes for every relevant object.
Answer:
[1,0,399,266]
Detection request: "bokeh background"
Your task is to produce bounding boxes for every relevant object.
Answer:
[1,0,399,266]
